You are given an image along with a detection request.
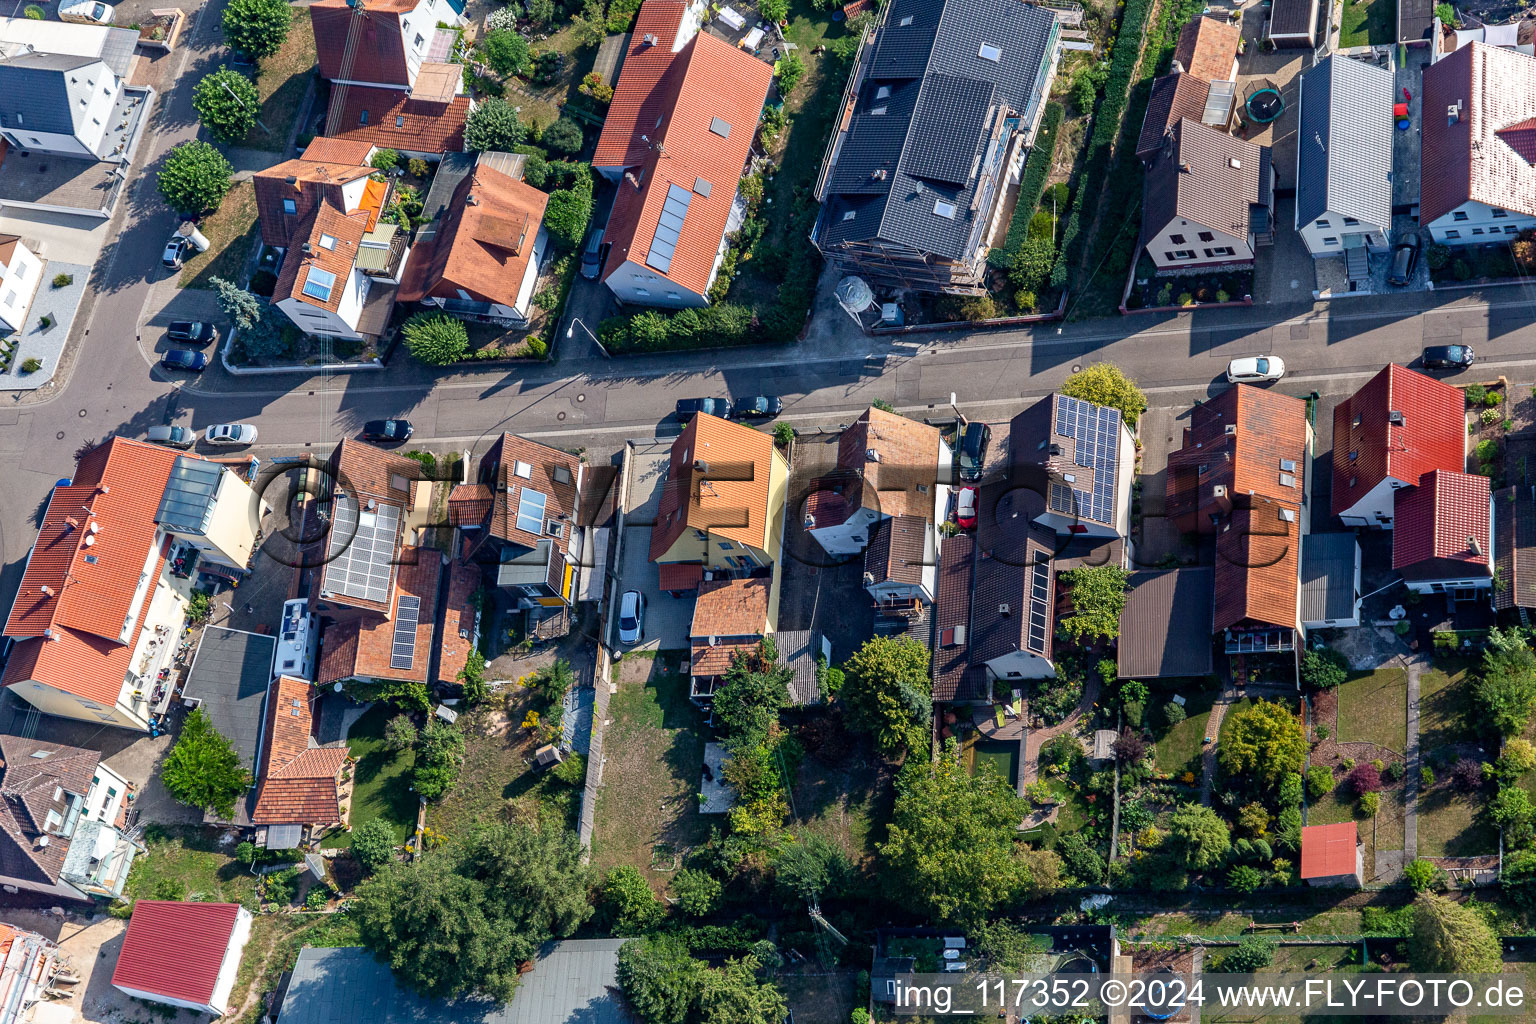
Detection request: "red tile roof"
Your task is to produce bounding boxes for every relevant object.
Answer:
[832,406,942,522]
[312,0,415,87]
[1173,17,1240,81]
[1421,42,1536,225]
[1300,821,1358,879]
[4,438,181,642]
[252,153,373,248]
[447,483,493,526]
[691,577,771,637]
[252,675,348,824]
[691,639,758,677]
[301,137,376,164]
[650,414,780,562]
[597,5,773,297]
[1213,500,1301,633]
[112,901,243,1005]
[274,205,370,314]
[399,162,549,310]
[1332,364,1465,516]
[1393,469,1491,576]
[482,433,583,554]
[325,87,469,155]
[658,562,704,592]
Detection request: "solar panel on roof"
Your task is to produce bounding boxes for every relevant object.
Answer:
[516,489,548,535]
[390,595,420,670]
[645,184,692,274]
[321,496,399,604]
[1027,561,1051,653]
[1048,395,1122,526]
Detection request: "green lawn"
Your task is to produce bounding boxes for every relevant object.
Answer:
[342,702,419,847]
[1420,659,1478,750]
[1338,0,1395,47]
[124,824,260,905]
[1154,690,1216,777]
[246,8,317,151]
[180,180,258,289]
[791,716,891,868]
[1335,668,1408,753]
[1418,784,1496,857]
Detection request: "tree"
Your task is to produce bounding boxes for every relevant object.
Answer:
[759,0,788,20]
[1113,727,1146,764]
[384,714,417,753]
[713,642,791,750]
[351,817,396,874]
[402,313,469,365]
[1168,803,1230,871]
[618,937,704,1024]
[1061,363,1147,427]
[459,648,489,705]
[542,118,584,154]
[774,835,850,904]
[370,148,400,171]
[211,275,288,358]
[193,68,260,143]
[975,920,1048,973]
[1163,700,1187,728]
[1502,849,1536,908]
[161,708,251,817]
[773,52,805,95]
[1451,756,1485,792]
[603,864,664,933]
[838,635,931,757]
[1237,802,1270,836]
[1409,891,1502,973]
[1219,700,1307,791]
[464,97,527,152]
[696,954,787,1024]
[1475,643,1536,736]
[671,868,721,917]
[222,0,290,58]
[411,716,465,800]
[157,140,233,215]
[353,821,592,1001]
[479,29,531,78]
[1055,831,1104,885]
[1300,647,1348,690]
[1216,937,1276,973]
[878,748,1038,925]
[1011,234,1056,293]
[1490,785,1534,847]
[1403,857,1445,893]
[529,657,575,706]
[1057,566,1131,644]
[544,168,594,249]
[1499,737,1536,780]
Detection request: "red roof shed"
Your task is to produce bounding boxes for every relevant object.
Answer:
[1299,821,1359,880]
[112,901,252,1014]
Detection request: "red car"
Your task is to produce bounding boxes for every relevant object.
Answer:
[956,486,978,530]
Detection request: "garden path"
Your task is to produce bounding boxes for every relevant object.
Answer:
[1403,652,1425,859]
[1020,674,1103,786]
[1198,684,1238,805]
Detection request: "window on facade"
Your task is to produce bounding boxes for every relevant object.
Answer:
[1506,225,1520,234]
[1343,217,1359,226]
[1323,237,1339,246]
[1315,219,1329,228]
[1445,229,1461,239]
[720,540,734,550]
[282,198,296,214]
[1205,246,1235,257]
[634,287,650,296]
[1171,249,1196,259]
[415,33,424,46]
[12,263,23,280]
[1169,234,1186,244]
[2,291,14,308]
[1472,227,1484,235]
[1493,208,1508,218]
[1453,211,1469,221]
[1198,231,1214,242]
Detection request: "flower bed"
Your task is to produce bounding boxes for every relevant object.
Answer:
[1123,257,1254,311]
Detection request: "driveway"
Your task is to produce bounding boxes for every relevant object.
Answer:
[612,441,692,651]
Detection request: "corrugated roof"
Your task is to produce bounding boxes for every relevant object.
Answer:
[1300,532,1358,623]
[1296,55,1395,228]
[1300,821,1358,878]
[112,901,242,1005]
[1393,469,1491,578]
[1421,43,1536,225]
[1142,118,1270,246]
[1332,364,1466,517]
[1494,485,1536,610]
[1117,568,1215,678]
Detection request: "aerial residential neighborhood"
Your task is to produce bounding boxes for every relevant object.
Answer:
[3,0,1536,1018]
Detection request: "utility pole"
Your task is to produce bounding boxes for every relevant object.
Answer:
[219,75,270,134]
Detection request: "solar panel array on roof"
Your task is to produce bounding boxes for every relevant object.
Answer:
[515,489,548,535]
[1027,560,1050,654]
[1048,395,1122,525]
[645,184,693,274]
[322,495,399,604]
[302,268,337,302]
[390,595,420,670]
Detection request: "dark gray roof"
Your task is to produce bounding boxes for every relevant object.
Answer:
[1142,118,1271,245]
[1300,532,1359,623]
[0,53,92,137]
[277,942,630,1024]
[971,482,1054,663]
[1269,0,1319,38]
[772,629,825,706]
[416,151,476,245]
[1495,485,1536,611]
[1009,393,1125,529]
[1296,56,1394,228]
[155,456,224,535]
[183,627,277,772]
[819,0,1058,260]
[1116,568,1214,678]
[1399,0,1434,42]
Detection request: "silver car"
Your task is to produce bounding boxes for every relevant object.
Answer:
[205,423,258,446]
[1226,355,1285,384]
[618,590,645,645]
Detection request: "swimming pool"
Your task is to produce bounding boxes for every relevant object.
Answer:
[968,739,1020,787]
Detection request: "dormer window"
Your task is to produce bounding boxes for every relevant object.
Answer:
[359,110,369,125]
[319,233,337,250]
[283,198,297,215]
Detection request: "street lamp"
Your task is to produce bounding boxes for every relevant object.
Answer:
[217,75,270,134]
[566,316,610,359]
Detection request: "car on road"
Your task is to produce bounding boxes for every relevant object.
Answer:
[1388,241,1421,287]
[160,349,208,372]
[580,228,606,279]
[60,1,113,23]
[205,423,258,446]
[360,419,414,443]
[146,425,195,449]
[675,397,731,419]
[166,321,218,346]
[1422,344,1474,370]
[618,590,646,646]
[162,235,191,270]
[956,486,978,530]
[957,422,991,481]
[730,396,783,419]
[1225,355,1285,384]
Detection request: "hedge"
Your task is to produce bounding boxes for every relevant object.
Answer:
[987,102,1064,269]
[1048,0,1155,291]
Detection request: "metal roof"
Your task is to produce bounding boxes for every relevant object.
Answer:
[1300,531,1359,623]
[1116,568,1215,678]
[277,941,630,1024]
[111,901,243,1006]
[183,627,276,772]
[1296,55,1394,229]
[155,455,224,535]
[0,55,89,137]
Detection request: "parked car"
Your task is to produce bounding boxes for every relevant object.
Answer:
[618,590,646,645]
[162,235,191,270]
[360,419,414,443]
[146,425,195,449]
[205,423,258,446]
[957,422,991,481]
[166,321,218,346]
[1388,241,1421,287]
[1422,344,1474,370]
[675,397,731,419]
[1225,355,1285,384]
[730,396,783,419]
[59,1,113,23]
[160,349,208,372]
[956,486,978,530]
[580,228,606,280]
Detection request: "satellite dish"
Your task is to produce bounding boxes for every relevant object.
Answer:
[834,275,875,315]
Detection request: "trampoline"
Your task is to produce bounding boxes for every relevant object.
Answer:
[1246,86,1285,123]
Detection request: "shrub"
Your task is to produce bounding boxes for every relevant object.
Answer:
[1500,738,1536,780]
[1359,791,1380,817]
[1422,765,1436,787]
[384,714,417,752]
[1217,937,1276,973]
[351,818,396,874]
[406,157,430,179]
[370,148,400,171]
[1404,857,1444,892]
[541,118,584,154]
[1056,832,1105,885]
[603,865,663,932]
[1307,765,1335,799]
[1162,700,1187,728]
[1040,733,1084,772]
[51,273,73,288]
[23,5,43,18]
[1451,756,1485,792]
[1427,242,1451,269]
[264,867,299,905]
[1453,259,1472,281]
[1227,864,1262,893]
[1346,763,1382,796]
[544,167,594,250]
[1301,648,1348,690]
[1434,1,1456,24]
[20,358,41,374]
[402,313,468,365]
[989,104,1064,269]
[411,717,465,800]
[1475,438,1499,464]
[1279,772,1303,807]
[1237,802,1270,836]
[773,421,795,446]
[1384,760,1405,783]
[464,98,526,152]
[605,0,641,29]
[486,5,520,30]
[774,52,806,95]
[671,868,722,917]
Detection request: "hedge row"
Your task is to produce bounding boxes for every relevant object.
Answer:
[987,102,1065,270]
[1048,0,1155,291]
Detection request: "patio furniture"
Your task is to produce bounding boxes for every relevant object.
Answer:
[994,706,1007,728]
[718,5,747,29]
[743,26,766,49]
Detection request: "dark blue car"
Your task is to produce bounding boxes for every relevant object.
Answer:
[161,348,208,372]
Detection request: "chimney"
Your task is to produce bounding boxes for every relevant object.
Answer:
[871,168,886,180]
[999,603,1011,616]
[63,517,79,531]
[1470,536,1483,556]
[466,193,478,206]
[1171,59,1186,73]
[301,242,312,254]
[1179,161,1191,173]
[624,171,641,190]
[39,586,53,597]
[694,459,710,474]
[642,32,657,46]
[1388,410,1405,426]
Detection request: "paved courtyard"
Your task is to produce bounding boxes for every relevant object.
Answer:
[0,263,88,391]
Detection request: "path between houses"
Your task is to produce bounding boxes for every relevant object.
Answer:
[1403,652,1425,862]
[1021,675,1102,786]
[1199,685,1238,806]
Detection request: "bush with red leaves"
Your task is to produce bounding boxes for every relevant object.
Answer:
[1451,757,1485,793]
[1346,763,1382,796]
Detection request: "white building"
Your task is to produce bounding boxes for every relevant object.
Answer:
[273,203,408,341]
[112,902,254,1015]
[0,18,139,160]
[0,235,42,336]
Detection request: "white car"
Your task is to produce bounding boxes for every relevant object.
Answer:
[205,423,258,446]
[60,1,114,24]
[1226,355,1285,384]
[618,590,645,646]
